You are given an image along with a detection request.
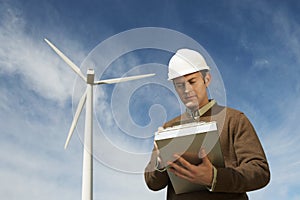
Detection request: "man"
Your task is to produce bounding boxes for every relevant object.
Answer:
[144,48,270,200]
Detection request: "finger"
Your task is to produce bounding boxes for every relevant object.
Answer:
[168,163,193,182]
[157,126,164,132]
[154,141,159,151]
[168,155,193,174]
[174,154,194,170]
[167,160,190,174]
[167,161,193,180]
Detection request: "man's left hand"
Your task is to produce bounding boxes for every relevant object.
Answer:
[167,149,213,186]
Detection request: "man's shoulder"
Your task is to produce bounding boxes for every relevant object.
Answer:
[206,104,245,118]
[216,104,247,121]
[223,105,244,115]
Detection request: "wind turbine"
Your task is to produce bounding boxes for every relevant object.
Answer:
[44,38,155,200]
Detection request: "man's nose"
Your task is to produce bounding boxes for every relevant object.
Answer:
[184,82,193,93]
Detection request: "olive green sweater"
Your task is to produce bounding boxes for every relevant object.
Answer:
[144,104,270,200]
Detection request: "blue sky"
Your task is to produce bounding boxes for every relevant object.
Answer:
[1,0,300,199]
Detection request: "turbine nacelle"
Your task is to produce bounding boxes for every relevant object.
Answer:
[86,69,95,84]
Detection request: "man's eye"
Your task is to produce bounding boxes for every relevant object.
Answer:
[176,84,184,88]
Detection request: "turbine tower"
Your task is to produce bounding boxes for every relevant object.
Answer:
[44,38,155,200]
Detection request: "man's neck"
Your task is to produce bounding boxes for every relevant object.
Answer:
[186,99,216,120]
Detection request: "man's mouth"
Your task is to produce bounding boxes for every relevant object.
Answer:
[184,95,197,101]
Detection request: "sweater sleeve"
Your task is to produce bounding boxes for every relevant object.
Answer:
[144,148,169,191]
[214,113,270,193]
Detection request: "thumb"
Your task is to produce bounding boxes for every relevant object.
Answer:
[154,141,160,155]
[198,148,207,158]
[199,148,210,165]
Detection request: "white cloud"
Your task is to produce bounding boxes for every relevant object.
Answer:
[249,92,300,199]
[0,91,82,199]
[0,5,86,104]
[0,5,85,199]
[272,10,300,64]
[2,1,300,200]
[253,58,270,70]
[0,5,169,199]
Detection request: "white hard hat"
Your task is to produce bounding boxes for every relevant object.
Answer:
[168,48,210,80]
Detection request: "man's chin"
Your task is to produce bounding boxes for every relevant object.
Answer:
[185,102,199,111]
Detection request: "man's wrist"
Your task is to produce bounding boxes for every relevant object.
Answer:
[207,166,217,192]
[155,157,168,172]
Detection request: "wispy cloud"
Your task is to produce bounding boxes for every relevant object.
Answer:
[249,97,300,199]
[0,88,83,199]
[0,3,170,199]
[1,1,300,200]
[0,4,87,104]
[247,4,300,198]
[0,3,85,199]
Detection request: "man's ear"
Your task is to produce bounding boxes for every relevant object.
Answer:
[204,73,211,87]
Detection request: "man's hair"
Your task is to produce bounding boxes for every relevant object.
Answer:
[200,69,209,82]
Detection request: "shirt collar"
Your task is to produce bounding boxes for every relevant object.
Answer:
[186,99,216,120]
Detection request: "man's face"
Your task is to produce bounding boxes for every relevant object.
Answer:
[173,72,210,111]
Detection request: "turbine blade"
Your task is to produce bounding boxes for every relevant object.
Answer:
[64,90,87,149]
[95,73,155,85]
[44,38,87,82]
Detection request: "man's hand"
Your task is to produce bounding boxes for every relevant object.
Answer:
[167,149,213,186]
